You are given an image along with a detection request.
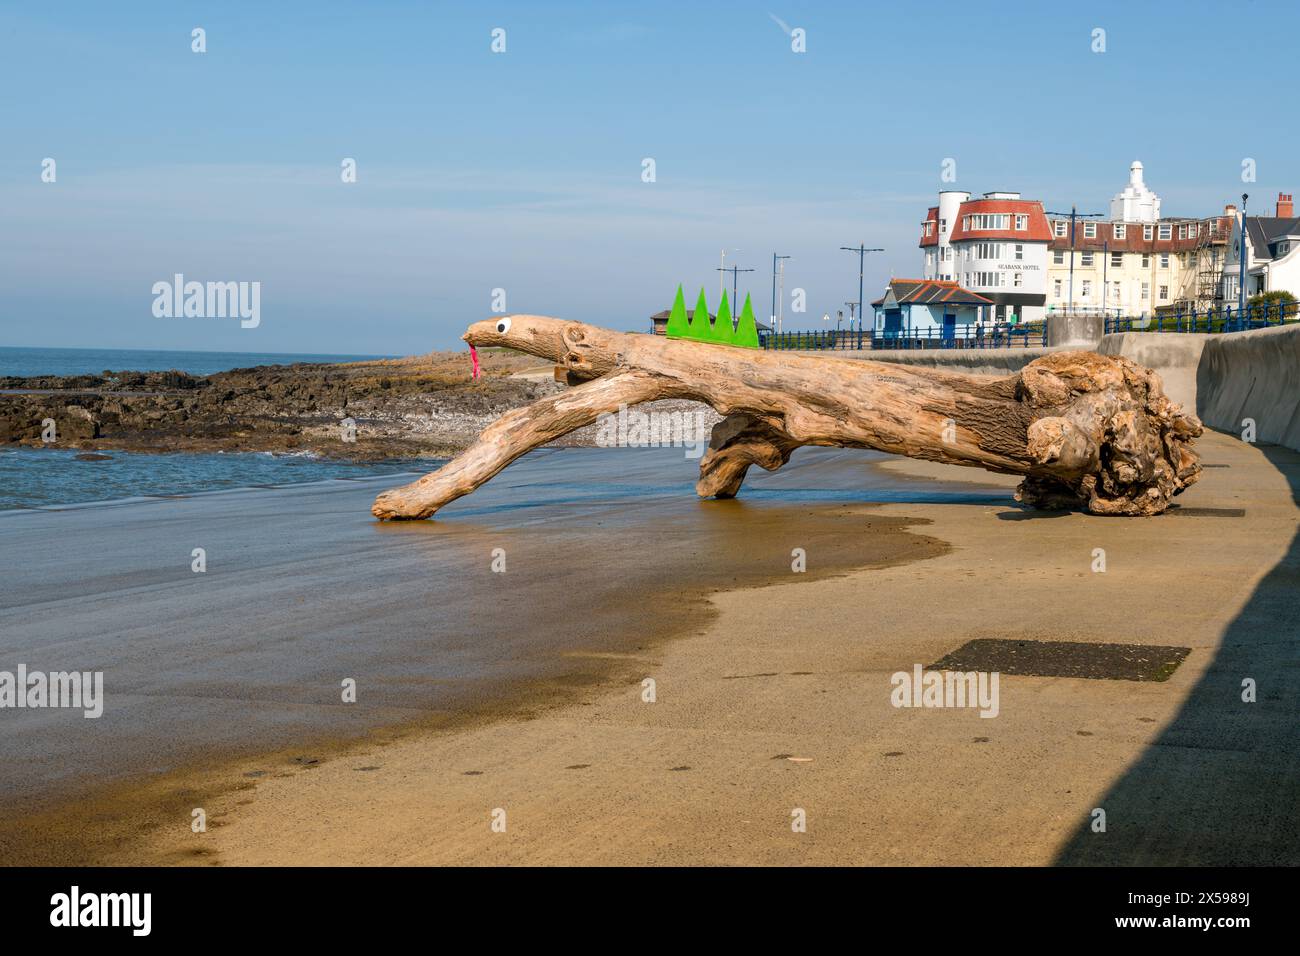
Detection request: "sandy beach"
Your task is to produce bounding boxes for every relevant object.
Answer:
[0,443,1000,863]
[4,431,1293,866]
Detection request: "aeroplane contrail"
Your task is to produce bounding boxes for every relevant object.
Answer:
[769,13,792,35]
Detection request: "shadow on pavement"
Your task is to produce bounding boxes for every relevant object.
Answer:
[1054,444,1300,865]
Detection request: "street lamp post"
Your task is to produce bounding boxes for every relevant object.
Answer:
[716,264,755,314]
[772,254,791,333]
[1102,239,1109,315]
[1238,193,1249,321]
[1046,206,1103,314]
[719,249,740,302]
[840,244,884,333]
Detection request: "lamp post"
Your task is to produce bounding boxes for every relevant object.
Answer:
[1046,206,1104,313]
[840,244,884,333]
[771,254,791,333]
[719,249,739,302]
[1102,239,1109,316]
[1238,193,1249,320]
[716,264,754,312]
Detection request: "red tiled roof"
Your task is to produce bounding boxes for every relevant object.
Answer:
[920,206,940,247]
[947,199,1053,243]
[1046,216,1232,252]
[871,279,994,308]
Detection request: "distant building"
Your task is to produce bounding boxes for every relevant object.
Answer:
[1110,161,1161,223]
[650,307,709,335]
[920,190,1051,323]
[1221,192,1300,304]
[1044,161,1233,315]
[871,279,993,339]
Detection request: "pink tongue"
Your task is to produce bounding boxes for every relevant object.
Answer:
[469,344,480,380]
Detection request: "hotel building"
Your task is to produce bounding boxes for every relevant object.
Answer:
[1043,162,1232,316]
[920,191,1052,323]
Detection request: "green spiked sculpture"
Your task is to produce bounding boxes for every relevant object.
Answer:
[664,285,690,337]
[664,285,760,348]
[691,287,712,337]
[734,293,760,348]
[710,291,733,343]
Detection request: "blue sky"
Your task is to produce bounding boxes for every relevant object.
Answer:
[2,0,1296,354]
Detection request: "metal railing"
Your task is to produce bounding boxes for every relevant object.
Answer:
[760,324,1047,351]
[1104,301,1300,335]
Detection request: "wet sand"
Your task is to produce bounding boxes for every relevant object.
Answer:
[0,445,1005,864]
[6,433,1296,865]
[119,432,1299,866]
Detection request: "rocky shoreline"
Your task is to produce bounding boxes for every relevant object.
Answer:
[0,349,720,459]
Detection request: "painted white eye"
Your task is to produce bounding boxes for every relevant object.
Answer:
[496,318,512,334]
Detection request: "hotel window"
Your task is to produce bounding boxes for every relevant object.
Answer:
[1143,225,1154,240]
[1114,224,1126,239]
[1159,285,1169,300]
[1054,279,1063,297]
[1014,272,1023,288]
[1053,250,1065,265]
[1111,281,1121,300]
[1141,253,1151,268]
[1014,244,1024,260]
[1081,252,1094,267]
[1111,252,1123,268]
[1015,214,1028,230]
[1141,282,1150,300]
[1160,253,1170,268]
[1158,224,1171,240]
[1084,222,1097,238]
[1081,280,1092,299]
[1054,221,1067,237]
[1188,223,1198,238]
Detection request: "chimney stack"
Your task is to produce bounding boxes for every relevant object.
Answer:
[1278,192,1295,218]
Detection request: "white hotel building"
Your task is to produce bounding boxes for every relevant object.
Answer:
[919,163,1239,320]
[1043,162,1232,316]
[920,191,1051,324]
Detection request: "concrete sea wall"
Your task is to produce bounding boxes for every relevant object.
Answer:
[1196,324,1300,448]
[1095,332,1212,413]
[1097,325,1300,450]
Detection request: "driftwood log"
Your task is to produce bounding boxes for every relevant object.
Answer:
[372,316,1201,520]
